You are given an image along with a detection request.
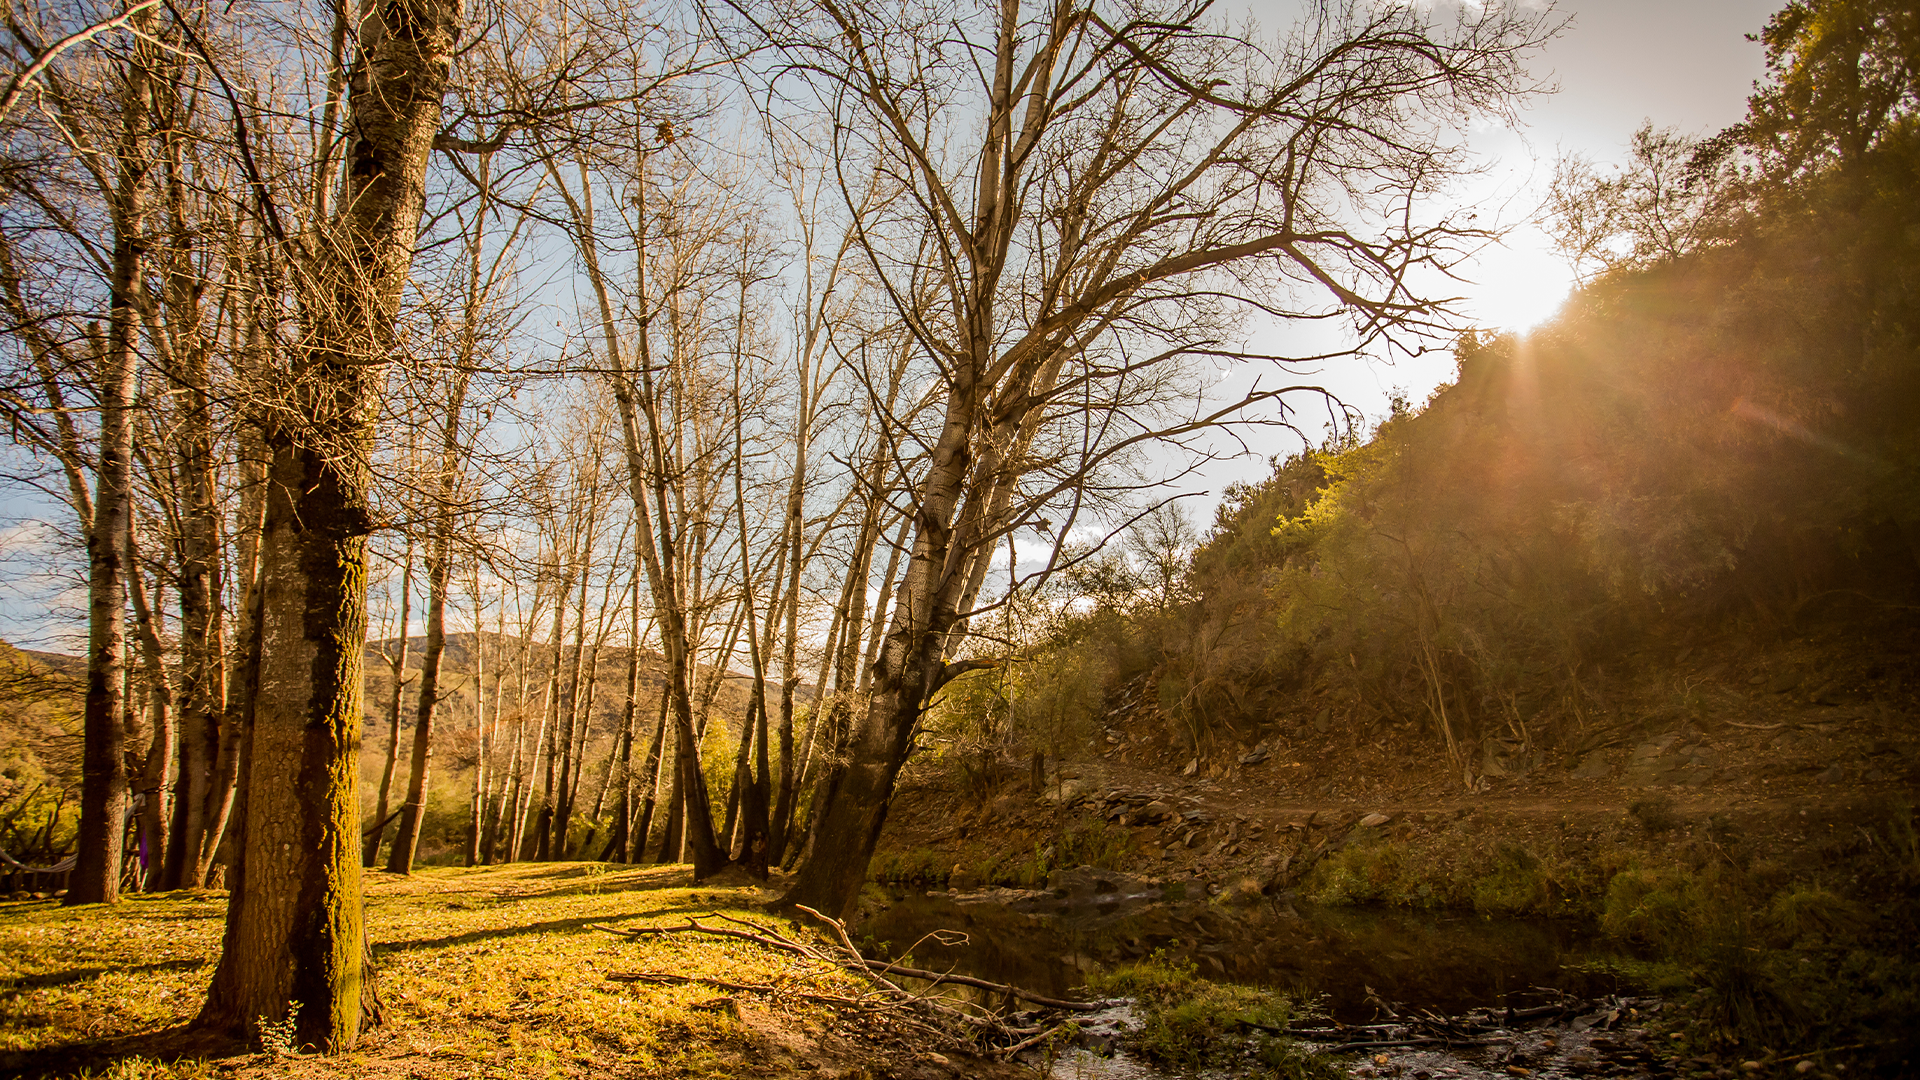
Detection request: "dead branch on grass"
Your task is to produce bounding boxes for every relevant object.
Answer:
[592,906,1107,1057]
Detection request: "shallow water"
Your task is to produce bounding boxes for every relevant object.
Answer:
[858,886,1633,1023]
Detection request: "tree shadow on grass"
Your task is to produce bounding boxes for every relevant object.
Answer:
[374,896,769,956]
[0,1023,248,1080]
[1,958,205,997]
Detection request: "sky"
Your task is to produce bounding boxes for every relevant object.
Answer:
[0,0,1791,649]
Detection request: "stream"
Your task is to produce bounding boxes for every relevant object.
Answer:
[858,874,1666,1079]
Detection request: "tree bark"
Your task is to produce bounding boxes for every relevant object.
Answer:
[604,570,642,861]
[364,546,412,867]
[631,679,669,862]
[68,14,154,906]
[198,0,464,1049]
[465,578,491,867]
[126,520,175,890]
[386,531,450,874]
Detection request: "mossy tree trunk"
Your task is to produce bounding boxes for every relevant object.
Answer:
[197,0,464,1050]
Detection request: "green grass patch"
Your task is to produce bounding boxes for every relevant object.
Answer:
[1087,954,1342,1078]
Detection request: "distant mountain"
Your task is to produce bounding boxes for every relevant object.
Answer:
[16,648,82,680]
[363,631,814,705]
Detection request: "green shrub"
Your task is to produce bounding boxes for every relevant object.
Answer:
[1762,885,1861,946]
[1470,844,1553,916]
[1300,842,1406,906]
[1088,954,1337,1075]
[1599,862,1702,947]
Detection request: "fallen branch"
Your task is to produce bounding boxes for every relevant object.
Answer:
[1313,1035,1514,1051]
[593,917,824,963]
[996,1022,1077,1058]
[858,958,1116,1011]
[595,908,1096,1056]
[607,969,867,1009]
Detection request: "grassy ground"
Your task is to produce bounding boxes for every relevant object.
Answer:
[0,863,1029,1080]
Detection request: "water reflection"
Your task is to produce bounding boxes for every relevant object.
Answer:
[858,886,1632,1022]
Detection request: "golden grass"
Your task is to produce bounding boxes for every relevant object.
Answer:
[0,863,1005,1079]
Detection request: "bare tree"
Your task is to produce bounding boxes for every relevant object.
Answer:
[723,0,1554,918]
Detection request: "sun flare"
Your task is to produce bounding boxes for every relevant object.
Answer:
[1464,225,1577,334]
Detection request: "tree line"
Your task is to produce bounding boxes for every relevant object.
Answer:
[0,0,1555,1053]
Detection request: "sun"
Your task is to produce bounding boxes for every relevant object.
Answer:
[1462,224,1577,334]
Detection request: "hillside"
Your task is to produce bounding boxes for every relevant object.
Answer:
[861,55,1920,1070]
[0,642,82,863]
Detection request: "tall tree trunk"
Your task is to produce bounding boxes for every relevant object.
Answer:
[68,17,153,906]
[531,547,575,861]
[782,379,984,918]
[386,530,450,874]
[486,711,522,864]
[631,675,669,862]
[552,142,724,878]
[387,340,470,874]
[198,0,463,1048]
[604,570,642,861]
[200,410,267,888]
[364,545,412,867]
[126,521,175,891]
[162,310,227,888]
[466,574,491,867]
[551,539,595,858]
[493,588,541,862]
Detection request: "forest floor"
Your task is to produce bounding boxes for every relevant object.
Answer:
[0,863,1031,1080]
[878,621,1920,899]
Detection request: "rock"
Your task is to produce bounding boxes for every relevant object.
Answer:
[1141,800,1174,821]
[1214,876,1264,906]
[1182,758,1200,776]
[1572,753,1611,779]
[1312,707,1332,733]
[1814,765,1845,784]
[948,865,980,890]
[1483,738,1537,779]
[1765,670,1803,694]
[1794,1062,1816,1075]
[1627,735,1694,784]
[1358,812,1391,828]
[1046,776,1095,804]
[1239,748,1270,765]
